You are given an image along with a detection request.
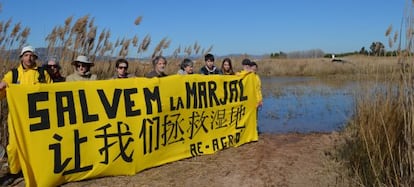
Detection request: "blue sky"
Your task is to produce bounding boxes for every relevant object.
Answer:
[0,0,406,57]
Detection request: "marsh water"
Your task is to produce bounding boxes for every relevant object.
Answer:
[258,76,376,134]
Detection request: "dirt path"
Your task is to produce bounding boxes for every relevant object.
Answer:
[60,132,345,187]
[5,132,347,186]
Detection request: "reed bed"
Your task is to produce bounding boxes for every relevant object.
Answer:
[332,0,414,185]
[334,63,414,186]
[258,56,400,77]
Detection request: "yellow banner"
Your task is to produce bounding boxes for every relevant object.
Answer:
[6,73,259,187]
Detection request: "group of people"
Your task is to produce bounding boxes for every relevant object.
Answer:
[0,46,264,114]
[0,46,98,96]
[176,53,258,76]
[160,53,262,108]
[0,46,263,185]
[44,54,99,82]
[0,46,263,108]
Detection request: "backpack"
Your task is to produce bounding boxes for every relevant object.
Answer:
[11,67,46,84]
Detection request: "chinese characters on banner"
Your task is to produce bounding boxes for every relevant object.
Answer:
[6,73,259,187]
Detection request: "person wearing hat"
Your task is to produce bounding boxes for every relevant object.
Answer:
[43,56,65,82]
[0,46,52,99]
[0,45,52,185]
[66,55,97,81]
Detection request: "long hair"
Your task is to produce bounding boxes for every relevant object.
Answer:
[221,58,234,75]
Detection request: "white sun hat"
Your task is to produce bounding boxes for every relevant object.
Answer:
[72,55,94,66]
[19,46,37,57]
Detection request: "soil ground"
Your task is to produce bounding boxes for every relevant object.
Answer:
[3,132,349,187]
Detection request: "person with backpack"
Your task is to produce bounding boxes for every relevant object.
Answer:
[0,45,52,185]
[0,46,52,99]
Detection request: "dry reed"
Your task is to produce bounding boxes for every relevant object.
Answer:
[333,1,414,185]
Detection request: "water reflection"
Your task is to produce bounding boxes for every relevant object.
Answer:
[259,76,359,134]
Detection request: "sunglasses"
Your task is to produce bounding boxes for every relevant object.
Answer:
[76,63,90,68]
[47,65,58,68]
[118,66,128,69]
